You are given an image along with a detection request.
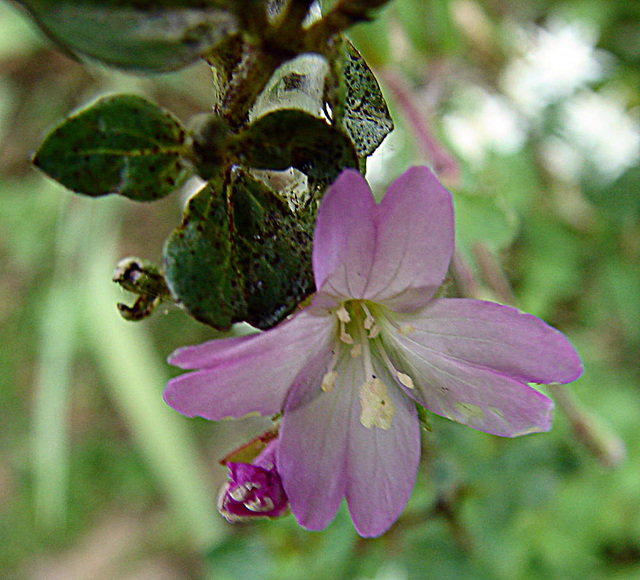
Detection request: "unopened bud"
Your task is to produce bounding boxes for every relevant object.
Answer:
[217,440,289,522]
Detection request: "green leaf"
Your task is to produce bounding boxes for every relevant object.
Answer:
[235,109,358,182]
[163,177,246,330]
[205,32,246,111]
[232,169,314,329]
[33,94,190,202]
[13,0,244,72]
[340,42,394,157]
[583,163,640,221]
[162,169,314,330]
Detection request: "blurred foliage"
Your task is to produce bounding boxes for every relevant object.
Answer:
[1,0,639,579]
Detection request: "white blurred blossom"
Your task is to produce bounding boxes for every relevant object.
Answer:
[542,90,640,182]
[502,20,607,118]
[442,88,527,166]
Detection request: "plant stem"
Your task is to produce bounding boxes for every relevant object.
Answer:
[305,0,393,48]
[547,384,626,468]
[379,69,460,184]
[220,44,282,129]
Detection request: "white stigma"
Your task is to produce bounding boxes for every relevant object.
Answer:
[359,377,395,430]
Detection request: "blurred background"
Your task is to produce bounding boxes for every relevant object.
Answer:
[1,0,639,578]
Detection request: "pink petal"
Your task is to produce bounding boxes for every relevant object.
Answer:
[169,332,259,370]
[364,166,455,311]
[312,169,378,300]
[346,362,420,537]
[312,167,454,311]
[278,350,420,536]
[277,350,355,531]
[383,332,555,436]
[379,298,584,436]
[426,361,552,436]
[387,298,583,385]
[163,311,335,420]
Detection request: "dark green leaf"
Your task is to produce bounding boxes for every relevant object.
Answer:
[235,109,358,182]
[340,42,393,157]
[13,0,244,72]
[232,169,314,329]
[163,177,247,329]
[186,114,233,180]
[205,32,247,111]
[33,95,190,201]
[162,169,314,330]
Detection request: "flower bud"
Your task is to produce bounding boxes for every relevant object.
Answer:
[217,440,289,522]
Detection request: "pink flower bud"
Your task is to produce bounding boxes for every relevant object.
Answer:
[217,440,289,522]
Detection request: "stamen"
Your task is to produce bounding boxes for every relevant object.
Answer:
[245,496,274,512]
[360,302,382,339]
[336,306,350,322]
[229,482,258,502]
[361,303,375,329]
[368,324,381,339]
[340,324,354,344]
[397,372,415,389]
[376,345,416,390]
[350,344,362,358]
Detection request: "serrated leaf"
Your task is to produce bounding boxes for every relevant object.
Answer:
[162,169,314,330]
[235,109,358,182]
[13,0,244,72]
[163,178,247,329]
[33,94,190,201]
[340,42,394,157]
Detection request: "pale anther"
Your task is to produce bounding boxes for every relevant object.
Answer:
[321,370,337,392]
[361,303,381,338]
[397,372,415,389]
[336,306,351,322]
[361,303,375,329]
[229,482,259,502]
[245,497,274,512]
[350,344,362,358]
[339,325,354,344]
[336,305,354,344]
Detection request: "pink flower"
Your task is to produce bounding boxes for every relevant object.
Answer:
[164,167,582,537]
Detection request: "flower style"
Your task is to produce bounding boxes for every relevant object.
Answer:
[164,166,583,537]
[218,440,289,522]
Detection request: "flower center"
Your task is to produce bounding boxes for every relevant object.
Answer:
[323,300,396,430]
